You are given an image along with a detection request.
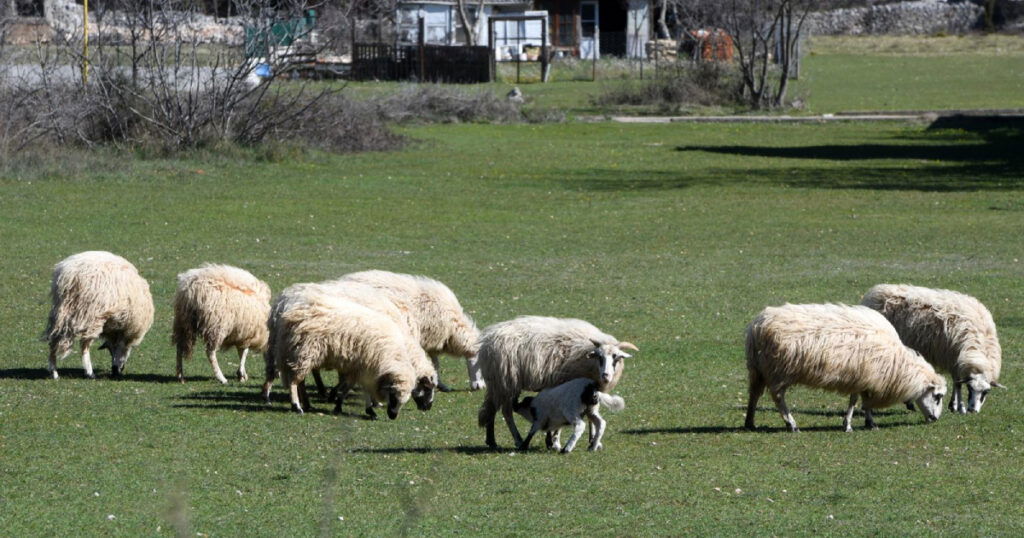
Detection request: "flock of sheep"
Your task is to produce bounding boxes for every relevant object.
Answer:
[42,250,1005,452]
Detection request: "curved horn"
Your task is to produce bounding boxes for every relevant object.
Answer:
[992,381,1007,389]
[618,341,639,352]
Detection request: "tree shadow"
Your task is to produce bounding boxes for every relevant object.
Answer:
[561,115,1024,192]
[347,446,496,455]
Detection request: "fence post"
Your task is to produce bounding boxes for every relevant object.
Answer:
[418,16,426,82]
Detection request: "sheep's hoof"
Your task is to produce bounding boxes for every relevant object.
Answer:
[290,404,304,414]
[237,372,248,383]
[365,407,378,420]
[559,447,572,454]
[437,381,453,393]
[177,376,185,384]
[787,426,800,433]
[86,373,96,380]
[588,443,603,451]
[49,370,59,380]
[470,380,486,391]
[844,427,853,433]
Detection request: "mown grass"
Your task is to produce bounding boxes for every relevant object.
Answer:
[1,118,1023,535]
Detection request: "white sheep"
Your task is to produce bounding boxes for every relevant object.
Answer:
[745,303,947,432]
[341,270,482,392]
[476,316,637,449]
[513,377,626,453]
[270,286,433,418]
[260,281,437,412]
[172,264,271,384]
[861,284,1005,413]
[43,251,154,379]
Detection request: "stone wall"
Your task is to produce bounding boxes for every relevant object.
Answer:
[809,0,984,35]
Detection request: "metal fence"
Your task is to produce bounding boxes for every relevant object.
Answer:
[351,43,491,83]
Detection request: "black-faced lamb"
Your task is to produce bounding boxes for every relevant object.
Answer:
[43,251,154,379]
[513,377,625,453]
[745,303,947,432]
[341,270,481,392]
[861,284,1004,414]
[271,286,431,417]
[476,315,637,449]
[173,264,271,384]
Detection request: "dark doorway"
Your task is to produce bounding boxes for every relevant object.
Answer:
[598,0,627,57]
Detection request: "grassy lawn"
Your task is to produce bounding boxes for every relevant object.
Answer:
[1,118,1023,535]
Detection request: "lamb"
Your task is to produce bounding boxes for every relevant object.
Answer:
[476,316,637,449]
[43,251,154,379]
[172,264,271,384]
[513,378,626,453]
[340,270,482,392]
[861,284,1005,414]
[260,281,437,413]
[744,303,947,432]
[269,286,433,418]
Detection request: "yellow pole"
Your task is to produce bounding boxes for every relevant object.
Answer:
[82,0,89,85]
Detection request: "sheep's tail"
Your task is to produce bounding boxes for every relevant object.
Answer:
[597,392,625,413]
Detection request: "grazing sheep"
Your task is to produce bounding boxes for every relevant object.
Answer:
[341,270,482,392]
[476,316,637,449]
[745,303,947,432]
[513,378,626,453]
[172,264,271,384]
[861,284,1005,414]
[260,281,437,413]
[270,286,433,418]
[43,251,154,379]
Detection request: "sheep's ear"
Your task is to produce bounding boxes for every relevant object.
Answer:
[618,341,639,352]
[419,376,436,389]
[992,381,1007,389]
[589,339,603,349]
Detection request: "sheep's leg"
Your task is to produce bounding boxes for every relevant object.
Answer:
[769,387,798,432]
[299,382,312,412]
[47,342,61,380]
[950,382,966,414]
[843,394,859,433]
[332,379,352,414]
[745,368,767,430]
[466,356,485,391]
[175,333,194,383]
[482,398,499,449]
[863,405,877,430]
[547,430,561,451]
[561,420,587,454]
[312,370,327,399]
[501,402,524,447]
[432,353,452,393]
[236,347,249,382]
[517,422,541,451]
[80,339,95,379]
[364,392,377,420]
[588,412,607,451]
[288,377,304,414]
[206,344,229,385]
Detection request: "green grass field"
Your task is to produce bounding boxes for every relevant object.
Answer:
[2,117,1023,535]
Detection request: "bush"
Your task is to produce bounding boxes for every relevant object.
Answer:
[591,62,743,112]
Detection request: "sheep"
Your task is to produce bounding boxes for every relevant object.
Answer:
[43,251,154,379]
[513,377,626,453]
[744,303,947,432]
[172,264,271,384]
[476,316,637,449]
[260,281,437,413]
[861,284,1005,414]
[340,270,482,392]
[267,286,434,418]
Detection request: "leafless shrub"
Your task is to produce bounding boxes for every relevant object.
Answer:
[375,85,531,124]
[592,62,742,112]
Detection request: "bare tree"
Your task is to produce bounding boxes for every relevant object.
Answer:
[673,0,812,109]
[455,0,485,45]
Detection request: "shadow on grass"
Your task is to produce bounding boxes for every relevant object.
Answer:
[347,446,495,455]
[0,367,52,380]
[623,421,919,434]
[0,368,204,381]
[567,116,1024,192]
[172,388,381,418]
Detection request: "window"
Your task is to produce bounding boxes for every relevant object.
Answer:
[16,0,45,17]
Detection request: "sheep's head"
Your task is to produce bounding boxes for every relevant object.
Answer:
[411,374,437,411]
[375,372,412,420]
[961,372,1005,414]
[99,341,129,377]
[513,396,536,422]
[913,380,947,423]
[587,340,638,389]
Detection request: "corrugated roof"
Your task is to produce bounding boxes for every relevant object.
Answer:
[398,0,531,5]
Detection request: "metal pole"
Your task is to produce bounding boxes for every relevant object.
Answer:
[82,0,89,86]
[418,16,425,82]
